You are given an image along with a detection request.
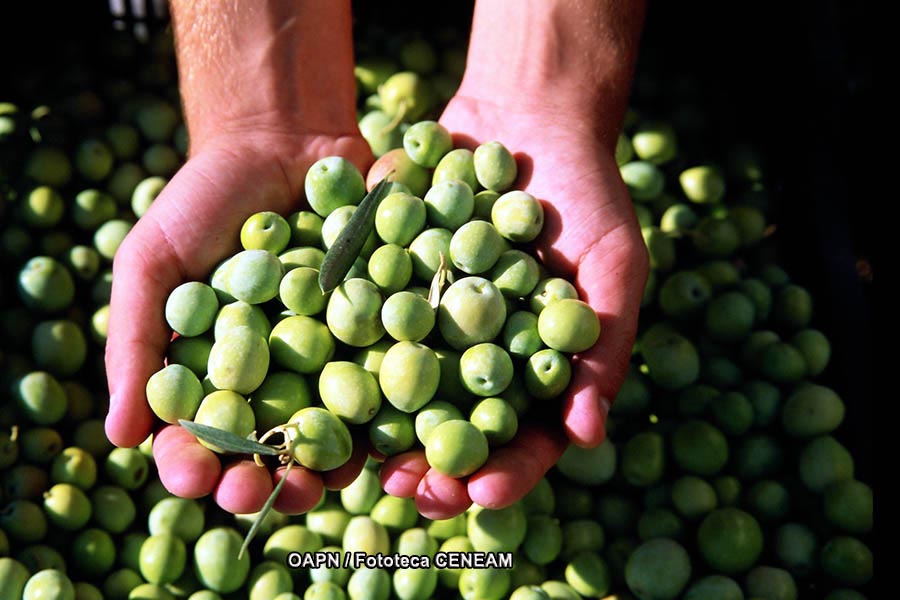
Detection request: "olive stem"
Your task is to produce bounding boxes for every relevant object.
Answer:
[428,252,450,310]
[254,424,293,467]
[379,99,408,136]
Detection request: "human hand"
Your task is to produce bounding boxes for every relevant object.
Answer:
[104,128,374,514]
[103,0,377,515]
[380,94,649,519]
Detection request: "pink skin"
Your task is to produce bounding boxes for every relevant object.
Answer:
[153,425,220,499]
[381,451,431,498]
[214,460,274,514]
[416,469,472,519]
[379,428,571,519]
[272,465,324,515]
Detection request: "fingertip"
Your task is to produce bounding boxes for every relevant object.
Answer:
[105,393,155,448]
[153,426,220,499]
[104,230,175,451]
[562,367,610,448]
[273,465,325,515]
[415,469,471,520]
[380,451,430,498]
[468,426,566,509]
[214,460,274,514]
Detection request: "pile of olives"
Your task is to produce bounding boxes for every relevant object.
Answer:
[2,27,193,600]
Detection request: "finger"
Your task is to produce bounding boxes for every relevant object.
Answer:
[321,440,369,491]
[213,459,274,514]
[104,220,180,448]
[565,224,647,446]
[415,469,471,520]
[536,163,647,447]
[273,465,325,515]
[380,450,430,498]
[467,425,567,509]
[562,365,612,447]
[153,425,220,499]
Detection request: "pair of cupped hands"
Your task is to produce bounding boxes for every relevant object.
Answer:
[104,93,649,520]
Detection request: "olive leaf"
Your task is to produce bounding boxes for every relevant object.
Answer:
[318,174,395,294]
[178,420,280,456]
[428,252,450,310]
[239,461,292,560]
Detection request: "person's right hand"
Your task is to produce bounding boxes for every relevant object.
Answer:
[104,0,369,515]
[104,128,373,514]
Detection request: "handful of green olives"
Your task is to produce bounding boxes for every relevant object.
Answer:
[148,125,601,483]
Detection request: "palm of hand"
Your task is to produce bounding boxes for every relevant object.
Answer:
[105,132,372,513]
[380,96,649,518]
[441,95,648,416]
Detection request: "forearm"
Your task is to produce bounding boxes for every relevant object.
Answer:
[170,0,358,151]
[458,0,645,148]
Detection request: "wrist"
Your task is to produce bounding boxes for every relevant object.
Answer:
[445,87,622,160]
[172,0,359,153]
[457,0,645,148]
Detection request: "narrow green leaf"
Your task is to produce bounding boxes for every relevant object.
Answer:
[239,461,292,559]
[178,420,280,456]
[318,174,395,293]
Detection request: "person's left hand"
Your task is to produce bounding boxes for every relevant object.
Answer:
[379,94,649,518]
